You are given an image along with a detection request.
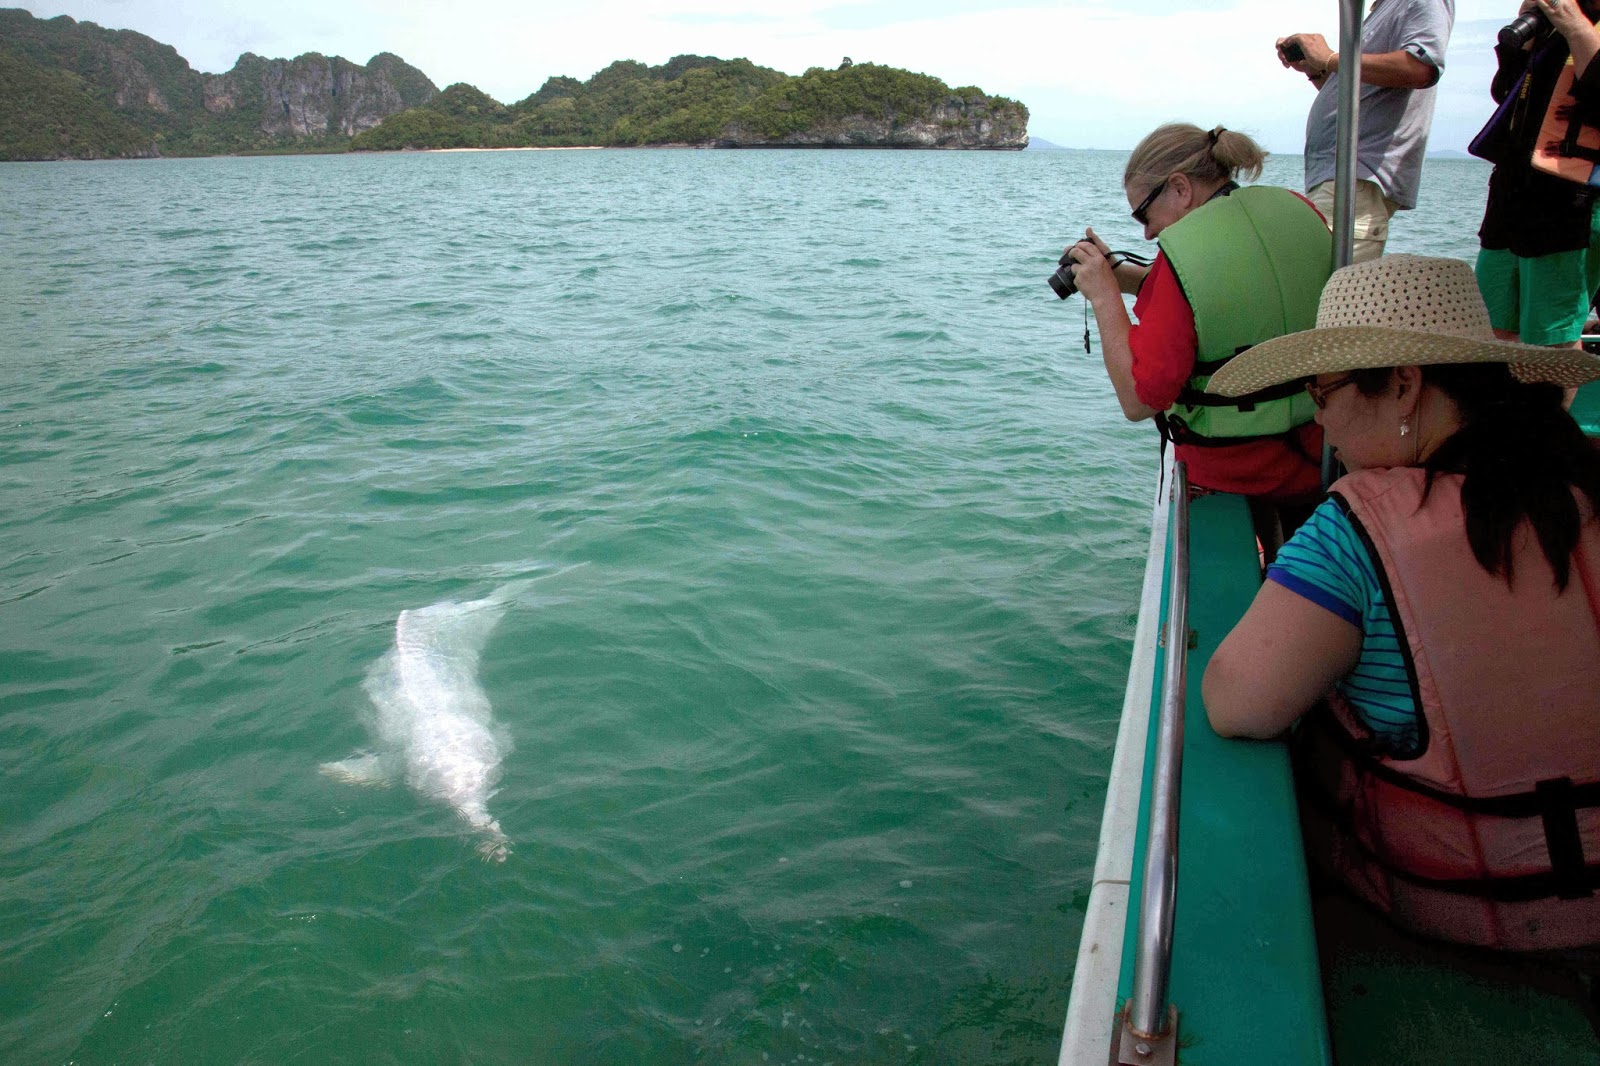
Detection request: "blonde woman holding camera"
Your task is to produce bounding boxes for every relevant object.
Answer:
[1066,122,1332,543]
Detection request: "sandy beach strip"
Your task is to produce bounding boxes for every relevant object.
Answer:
[424,145,606,153]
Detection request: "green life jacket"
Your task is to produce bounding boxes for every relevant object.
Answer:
[1156,184,1331,445]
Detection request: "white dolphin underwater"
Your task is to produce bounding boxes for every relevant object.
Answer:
[321,570,580,861]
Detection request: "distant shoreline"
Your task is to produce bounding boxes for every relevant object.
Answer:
[10,145,1488,164]
[421,145,606,153]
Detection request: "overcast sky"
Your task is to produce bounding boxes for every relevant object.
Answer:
[18,0,1511,154]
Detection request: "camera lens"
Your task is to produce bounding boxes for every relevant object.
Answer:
[1048,252,1078,299]
[1499,9,1549,49]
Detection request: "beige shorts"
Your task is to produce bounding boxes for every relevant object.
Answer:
[1308,179,1401,263]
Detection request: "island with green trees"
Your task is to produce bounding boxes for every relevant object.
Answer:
[0,8,1028,161]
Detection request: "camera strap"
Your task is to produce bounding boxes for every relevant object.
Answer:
[1080,250,1153,354]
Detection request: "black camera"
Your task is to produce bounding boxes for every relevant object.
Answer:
[1048,250,1080,299]
[1049,248,1149,299]
[1499,8,1550,48]
[1279,40,1306,63]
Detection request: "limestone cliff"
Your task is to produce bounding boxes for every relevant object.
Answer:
[203,51,437,140]
[717,96,1027,149]
[353,58,1030,152]
[0,9,1028,159]
[0,9,436,159]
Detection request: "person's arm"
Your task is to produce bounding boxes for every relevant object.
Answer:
[1325,48,1439,88]
[1537,0,1600,80]
[1285,32,1440,88]
[1203,581,1364,739]
[1074,226,1151,296]
[1087,295,1159,421]
[1067,239,1160,421]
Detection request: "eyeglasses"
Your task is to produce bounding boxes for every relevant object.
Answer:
[1305,374,1356,408]
[1130,179,1169,226]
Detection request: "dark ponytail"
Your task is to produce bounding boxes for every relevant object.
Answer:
[1401,363,1599,590]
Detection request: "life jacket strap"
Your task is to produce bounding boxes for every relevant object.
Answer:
[1308,707,1600,817]
[1553,139,1600,164]
[1176,378,1307,411]
[1301,773,1600,901]
[1539,777,1596,900]
[1192,343,1256,376]
[1557,97,1600,162]
[1158,411,1304,448]
[1300,709,1600,904]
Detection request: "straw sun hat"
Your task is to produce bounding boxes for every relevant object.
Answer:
[1206,254,1600,398]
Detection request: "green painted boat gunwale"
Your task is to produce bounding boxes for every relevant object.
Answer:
[1060,468,1600,1064]
[1111,491,1330,1065]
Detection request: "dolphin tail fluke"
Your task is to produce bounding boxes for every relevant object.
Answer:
[485,579,536,605]
[319,751,393,787]
[486,563,591,607]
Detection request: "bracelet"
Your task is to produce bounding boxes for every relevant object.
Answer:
[1324,52,1339,77]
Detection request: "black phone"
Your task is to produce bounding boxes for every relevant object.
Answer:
[1280,40,1306,63]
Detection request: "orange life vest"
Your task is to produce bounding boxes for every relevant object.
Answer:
[1297,466,1600,951]
[1470,25,1600,187]
[1531,56,1600,187]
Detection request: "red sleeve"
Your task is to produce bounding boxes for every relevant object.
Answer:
[1128,253,1198,412]
[1293,189,1327,223]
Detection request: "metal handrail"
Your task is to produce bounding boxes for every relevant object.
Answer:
[1330,0,1364,273]
[1324,0,1365,490]
[1127,461,1190,1040]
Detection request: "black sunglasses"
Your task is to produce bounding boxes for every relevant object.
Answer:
[1131,178,1169,226]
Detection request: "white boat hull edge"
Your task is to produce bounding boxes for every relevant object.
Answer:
[1058,452,1174,1066]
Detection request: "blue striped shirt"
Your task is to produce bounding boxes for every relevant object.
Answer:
[1267,498,1420,754]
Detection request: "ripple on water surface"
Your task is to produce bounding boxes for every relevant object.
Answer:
[0,149,1495,1063]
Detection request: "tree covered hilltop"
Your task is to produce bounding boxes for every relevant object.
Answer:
[0,8,1028,161]
[353,57,1028,151]
[0,8,436,159]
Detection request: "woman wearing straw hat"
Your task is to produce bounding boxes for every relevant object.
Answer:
[1065,123,1331,543]
[1203,254,1600,952]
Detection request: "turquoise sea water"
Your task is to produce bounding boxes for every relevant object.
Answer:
[1,148,1489,1063]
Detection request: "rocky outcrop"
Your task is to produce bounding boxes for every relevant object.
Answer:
[0,8,1027,158]
[0,48,159,160]
[100,43,171,111]
[204,51,437,138]
[716,96,1027,149]
[0,9,437,158]
[0,9,203,118]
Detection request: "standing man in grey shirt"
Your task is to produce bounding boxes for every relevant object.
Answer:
[1278,0,1454,262]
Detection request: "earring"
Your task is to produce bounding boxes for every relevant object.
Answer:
[1400,416,1410,438]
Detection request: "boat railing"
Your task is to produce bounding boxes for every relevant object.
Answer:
[1329,0,1363,272]
[1324,0,1365,490]
[1115,461,1190,1063]
[1065,1,1371,1051]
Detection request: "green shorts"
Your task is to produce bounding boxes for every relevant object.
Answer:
[1475,245,1592,346]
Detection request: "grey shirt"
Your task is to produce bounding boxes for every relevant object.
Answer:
[1303,0,1454,210]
